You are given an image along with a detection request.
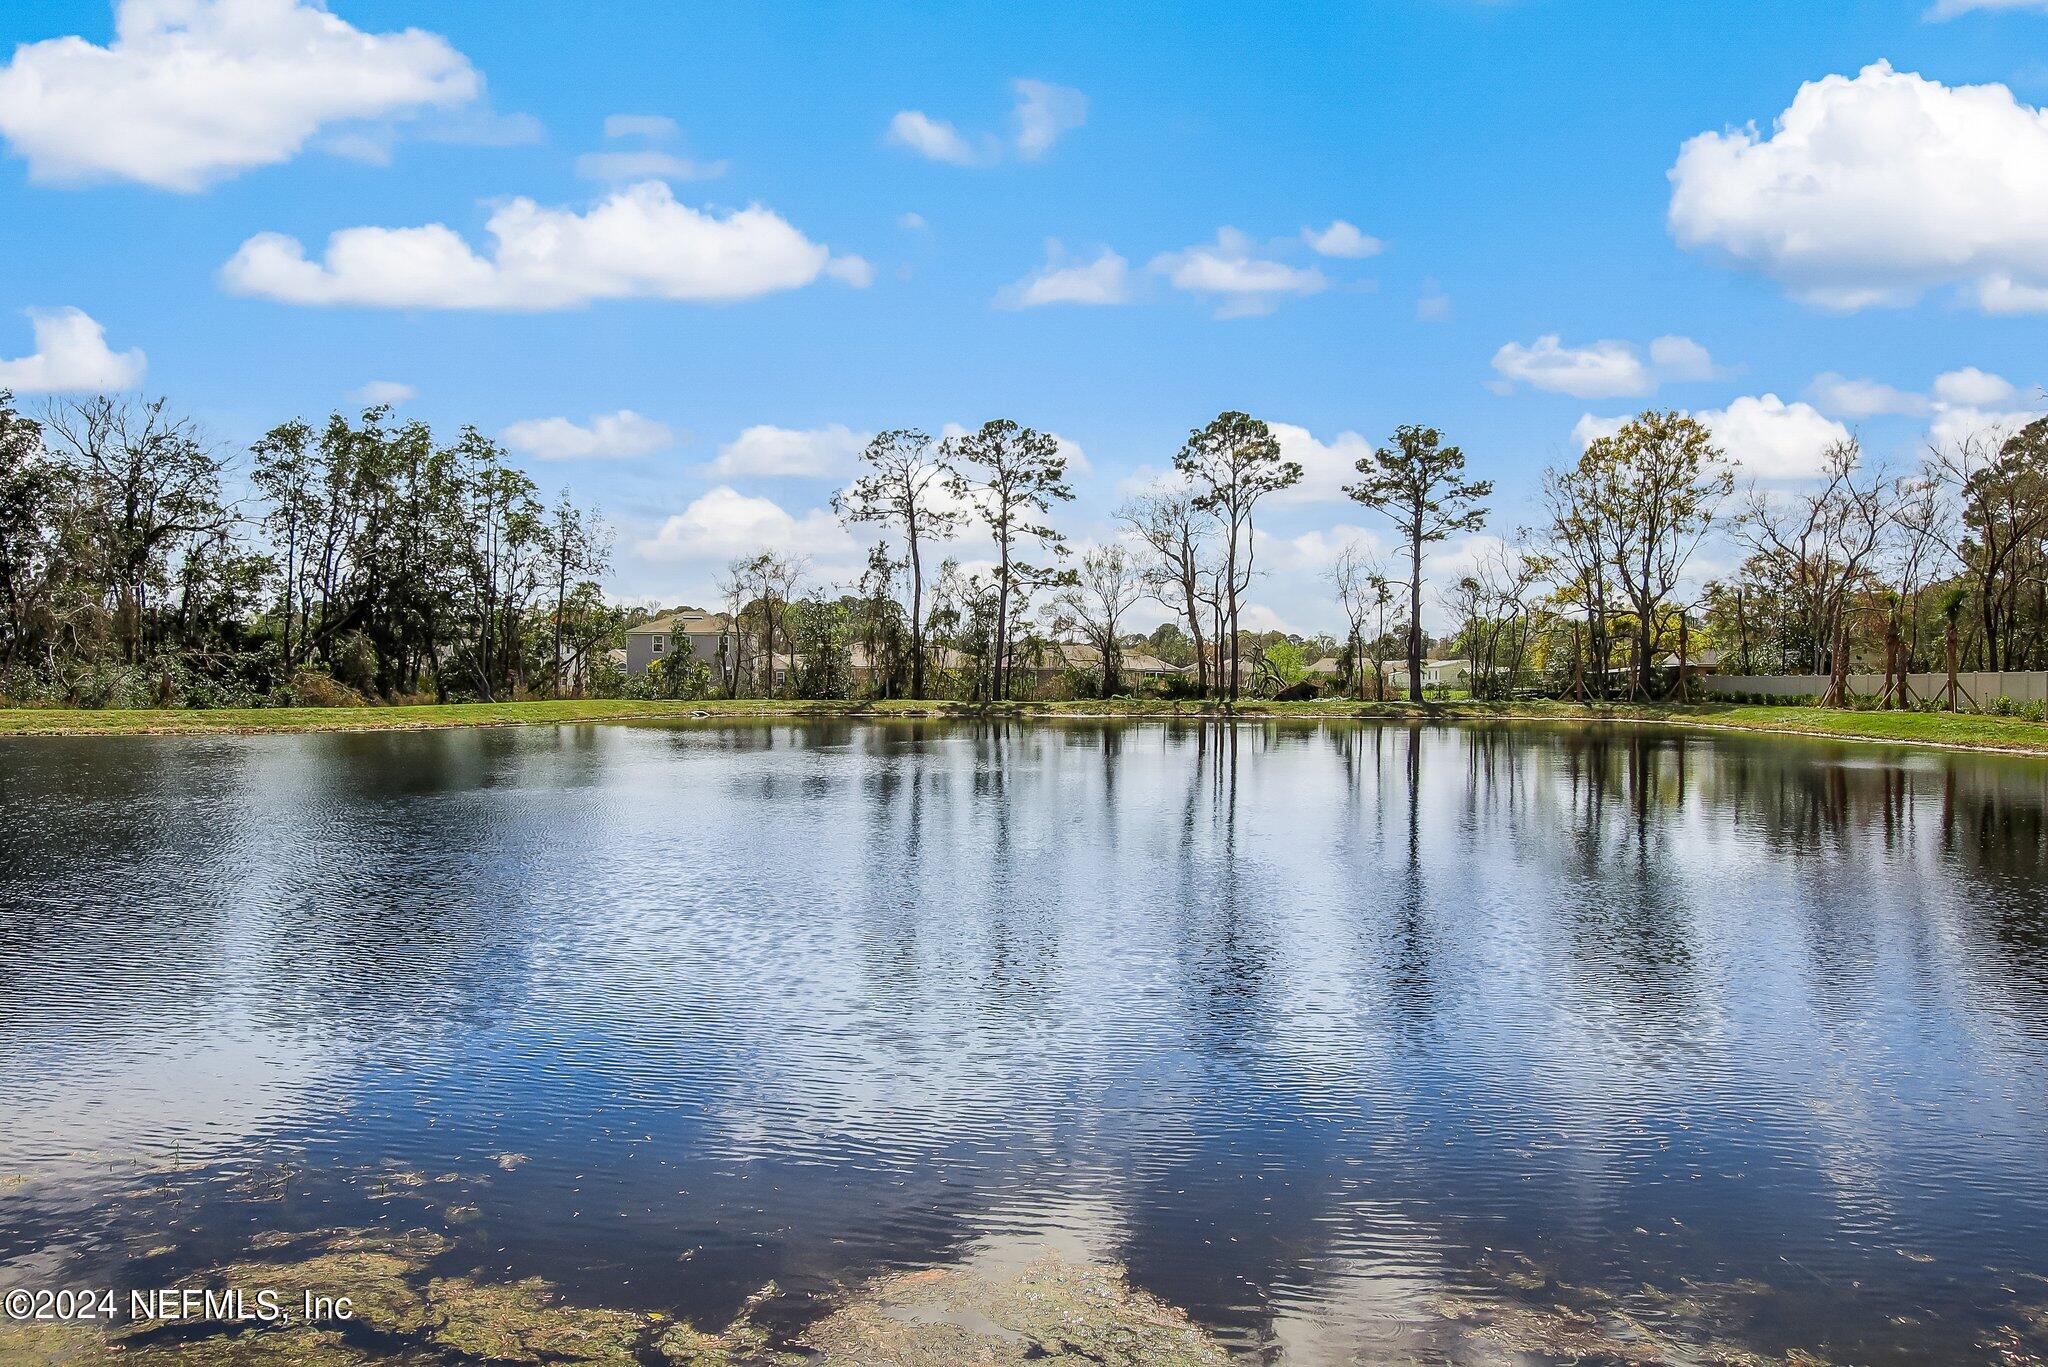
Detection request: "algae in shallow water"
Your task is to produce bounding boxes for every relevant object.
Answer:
[424,1276,653,1366]
[798,1255,1234,1366]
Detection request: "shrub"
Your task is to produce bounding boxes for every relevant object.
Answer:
[1991,695,2020,717]
[286,669,368,708]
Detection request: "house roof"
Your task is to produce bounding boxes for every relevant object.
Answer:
[628,611,728,637]
[1305,656,1341,674]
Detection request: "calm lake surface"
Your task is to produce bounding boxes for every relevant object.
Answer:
[3,719,2047,1362]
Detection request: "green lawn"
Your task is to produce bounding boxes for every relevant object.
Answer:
[3,694,2048,754]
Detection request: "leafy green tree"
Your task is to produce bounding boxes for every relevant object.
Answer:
[1346,425,1491,702]
[1174,412,1301,702]
[1570,411,1731,697]
[0,393,58,675]
[943,419,1073,701]
[835,429,961,699]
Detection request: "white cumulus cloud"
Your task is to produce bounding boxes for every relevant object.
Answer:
[1571,413,1632,448]
[996,245,1131,308]
[1669,61,2048,312]
[1267,423,1374,504]
[1302,220,1384,259]
[500,410,672,461]
[1700,394,1851,480]
[221,181,851,309]
[0,307,145,392]
[1932,366,2018,406]
[0,0,481,191]
[1493,333,1721,399]
[637,487,856,562]
[1150,229,1326,318]
[1493,336,1651,399]
[706,424,868,479]
[1571,398,1853,481]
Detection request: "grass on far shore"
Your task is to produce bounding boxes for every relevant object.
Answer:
[3,694,2048,755]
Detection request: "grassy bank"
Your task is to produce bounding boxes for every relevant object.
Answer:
[3,695,2048,754]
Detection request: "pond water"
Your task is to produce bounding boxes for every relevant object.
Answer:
[2,720,2046,1363]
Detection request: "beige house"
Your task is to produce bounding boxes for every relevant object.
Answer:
[1383,658,1471,691]
[1030,643,1189,681]
[625,611,730,676]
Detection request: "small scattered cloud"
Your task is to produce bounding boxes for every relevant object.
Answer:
[706,424,868,479]
[1416,282,1451,321]
[1149,228,1326,318]
[422,106,544,148]
[886,110,997,167]
[349,380,416,407]
[824,255,875,287]
[1492,333,1723,399]
[500,409,672,461]
[898,212,927,232]
[1806,372,1929,417]
[0,307,145,392]
[1011,79,1087,160]
[887,79,1085,166]
[1302,220,1384,259]
[997,244,1131,308]
[603,114,679,141]
[578,112,725,182]
[1925,0,2048,18]
[0,0,481,191]
[577,150,727,182]
[222,181,844,310]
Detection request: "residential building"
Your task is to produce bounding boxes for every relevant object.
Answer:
[624,611,730,676]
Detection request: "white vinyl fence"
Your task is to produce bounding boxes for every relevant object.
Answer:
[1702,671,2048,708]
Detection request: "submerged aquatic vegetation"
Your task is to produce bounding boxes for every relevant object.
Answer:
[424,1278,649,1365]
[797,1255,1234,1366]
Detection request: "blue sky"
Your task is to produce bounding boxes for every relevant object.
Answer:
[1,0,2044,630]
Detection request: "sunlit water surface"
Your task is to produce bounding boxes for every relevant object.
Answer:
[2,720,2046,1362]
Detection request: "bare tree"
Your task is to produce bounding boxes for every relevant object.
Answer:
[1119,486,1216,696]
[1737,438,1891,695]
[42,396,230,665]
[1329,539,1390,699]
[1055,543,1144,696]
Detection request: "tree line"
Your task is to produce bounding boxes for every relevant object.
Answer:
[6,382,2048,713]
[0,392,611,707]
